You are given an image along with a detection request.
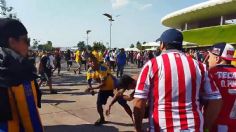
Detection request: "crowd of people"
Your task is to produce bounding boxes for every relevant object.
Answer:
[1,18,236,132]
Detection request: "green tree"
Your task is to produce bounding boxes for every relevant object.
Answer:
[130,44,135,48]
[85,45,92,52]
[37,41,53,51]
[32,39,40,49]
[136,41,142,50]
[92,41,106,52]
[77,41,85,49]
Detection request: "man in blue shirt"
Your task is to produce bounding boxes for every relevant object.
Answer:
[116,48,126,78]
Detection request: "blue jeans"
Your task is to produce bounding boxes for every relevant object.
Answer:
[117,65,124,77]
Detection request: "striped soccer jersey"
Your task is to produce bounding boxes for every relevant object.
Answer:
[134,50,221,132]
[0,81,43,132]
[209,65,236,132]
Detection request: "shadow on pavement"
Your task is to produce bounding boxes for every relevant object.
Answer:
[42,99,76,105]
[107,121,133,127]
[45,124,119,132]
[52,74,87,86]
[62,91,98,96]
[42,88,78,92]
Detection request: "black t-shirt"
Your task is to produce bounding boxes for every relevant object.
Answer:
[40,56,51,72]
[65,52,71,60]
[55,54,61,63]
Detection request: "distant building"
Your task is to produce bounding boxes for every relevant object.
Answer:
[162,0,236,30]
[161,0,236,45]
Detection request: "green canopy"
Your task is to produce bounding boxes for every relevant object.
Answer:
[183,24,236,46]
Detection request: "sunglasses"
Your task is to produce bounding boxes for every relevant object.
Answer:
[18,37,30,46]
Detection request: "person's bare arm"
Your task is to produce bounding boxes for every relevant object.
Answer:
[88,80,105,90]
[105,89,124,116]
[109,89,124,107]
[123,90,135,101]
[204,99,222,131]
[133,98,147,132]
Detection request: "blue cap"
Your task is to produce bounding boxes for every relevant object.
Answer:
[156,29,183,45]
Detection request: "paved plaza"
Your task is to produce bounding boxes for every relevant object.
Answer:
[39,63,147,132]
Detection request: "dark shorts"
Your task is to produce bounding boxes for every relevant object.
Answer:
[97,90,114,105]
[40,70,51,81]
[110,61,115,66]
[67,60,72,66]
[96,90,128,107]
[117,96,128,107]
[55,62,61,69]
[81,60,86,64]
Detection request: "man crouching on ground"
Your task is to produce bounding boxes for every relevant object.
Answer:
[86,55,134,126]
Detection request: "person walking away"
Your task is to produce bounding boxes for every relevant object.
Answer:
[48,51,55,70]
[133,29,222,132]
[207,42,236,132]
[74,49,82,74]
[116,48,126,78]
[104,50,110,68]
[139,52,144,68]
[129,51,134,64]
[0,18,43,132]
[81,48,89,71]
[53,49,61,75]
[137,52,141,68]
[65,49,72,71]
[38,52,57,94]
[109,50,116,72]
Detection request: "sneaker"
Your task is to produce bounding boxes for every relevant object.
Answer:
[94,118,106,126]
[50,90,58,94]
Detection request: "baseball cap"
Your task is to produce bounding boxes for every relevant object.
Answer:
[156,29,183,45]
[209,42,236,61]
[0,18,28,47]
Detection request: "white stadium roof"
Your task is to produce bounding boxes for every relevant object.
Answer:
[125,47,140,51]
[161,0,236,28]
[141,42,160,47]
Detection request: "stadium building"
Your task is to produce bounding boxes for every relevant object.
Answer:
[161,0,236,45]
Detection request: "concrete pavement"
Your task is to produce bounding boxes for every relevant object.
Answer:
[39,63,148,132]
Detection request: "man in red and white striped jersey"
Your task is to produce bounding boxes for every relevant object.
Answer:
[133,29,222,132]
[208,42,236,132]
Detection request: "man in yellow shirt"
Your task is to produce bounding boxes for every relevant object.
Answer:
[74,49,82,74]
[92,49,99,61]
[86,55,130,125]
[98,51,104,63]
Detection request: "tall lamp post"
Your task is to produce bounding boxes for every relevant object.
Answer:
[86,30,91,46]
[103,13,114,50]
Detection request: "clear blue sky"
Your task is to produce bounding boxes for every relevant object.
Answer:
[7,0,207,48]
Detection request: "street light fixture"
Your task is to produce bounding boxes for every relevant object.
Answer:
[86,30,91,46]
[103,13,115,50]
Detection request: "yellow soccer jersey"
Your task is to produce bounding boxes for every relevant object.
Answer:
[75,50,81,63]
[98,51,104,62]
[87,64,114,91]
[92,50,99,61]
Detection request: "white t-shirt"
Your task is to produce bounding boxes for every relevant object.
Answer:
[49,55,55,69]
